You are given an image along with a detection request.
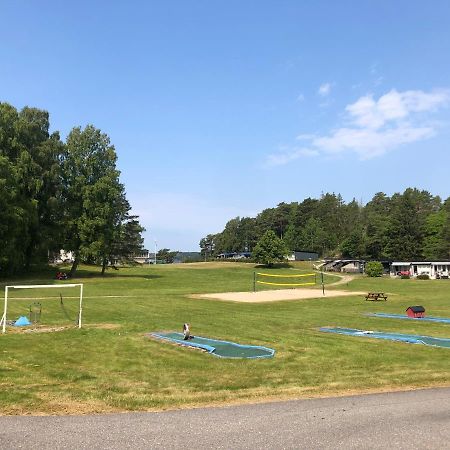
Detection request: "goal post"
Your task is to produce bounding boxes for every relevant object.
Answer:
[2,283,84,334]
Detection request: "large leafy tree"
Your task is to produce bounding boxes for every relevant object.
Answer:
[0,103,143,276]
[17,108,65,266]
[252,230,289,267]
[0,103,64,273]
[62,125,143,276]
[0,154,26,273]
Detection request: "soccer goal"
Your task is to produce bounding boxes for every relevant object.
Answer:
[1,284,84,334]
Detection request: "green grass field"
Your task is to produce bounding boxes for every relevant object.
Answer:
[1,262,449,415]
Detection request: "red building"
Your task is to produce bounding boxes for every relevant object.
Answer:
[406,306,425,318]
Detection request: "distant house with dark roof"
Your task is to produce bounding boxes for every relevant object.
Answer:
[287,251,319,261]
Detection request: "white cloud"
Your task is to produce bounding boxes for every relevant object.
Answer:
[297,93,305,102]
[318,82,332,97]
[266,88,450,165]
[312,125,435,160]
[346,89,450,130]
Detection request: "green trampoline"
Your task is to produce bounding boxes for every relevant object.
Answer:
[150,332,275,359]
[320,327,450,349]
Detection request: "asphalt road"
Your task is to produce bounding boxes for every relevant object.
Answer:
[1,388,449,449]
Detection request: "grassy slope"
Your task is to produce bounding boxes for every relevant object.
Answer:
[1,262,449,415]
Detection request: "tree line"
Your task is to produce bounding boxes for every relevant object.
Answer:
[0,102,144,276]
[200,190,450,261]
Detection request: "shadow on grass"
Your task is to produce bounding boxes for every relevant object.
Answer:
[71,269,163,280]
[0,264,163,284]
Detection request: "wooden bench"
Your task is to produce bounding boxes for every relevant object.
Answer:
[365,292,388,301]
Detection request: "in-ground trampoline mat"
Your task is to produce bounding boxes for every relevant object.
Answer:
[320,327,450,348]
[150,332,275,358]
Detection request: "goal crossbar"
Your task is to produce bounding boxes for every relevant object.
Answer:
[2,283,84,334]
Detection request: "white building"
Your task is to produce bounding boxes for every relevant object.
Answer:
[390,261,450,279]
[51,250,74,264]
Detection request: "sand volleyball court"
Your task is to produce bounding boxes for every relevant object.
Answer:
[196,288,365,303]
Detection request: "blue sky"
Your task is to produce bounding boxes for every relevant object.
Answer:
[1,1,450,251]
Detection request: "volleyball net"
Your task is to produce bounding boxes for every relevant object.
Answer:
[253,272,316,291]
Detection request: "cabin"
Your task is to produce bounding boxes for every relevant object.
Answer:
[406,306,425,318]
[321,259,365,273]
[341,260,365,273]
[390,261,450,279]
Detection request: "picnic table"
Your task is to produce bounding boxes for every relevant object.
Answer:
[365,292,388,301]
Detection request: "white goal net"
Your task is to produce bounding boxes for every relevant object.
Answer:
[1,284,84,333]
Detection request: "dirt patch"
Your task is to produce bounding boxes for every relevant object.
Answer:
[5,323,121,334]
[194,288,365,303]
[85,323,121,330]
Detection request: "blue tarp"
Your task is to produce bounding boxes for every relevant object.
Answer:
[368,312,450,324]
[14,316,31,326]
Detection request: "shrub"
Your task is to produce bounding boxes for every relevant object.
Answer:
[365,261,383,277]
[417,274,430,280]
[252,230,289,267]
[401,274,410,279]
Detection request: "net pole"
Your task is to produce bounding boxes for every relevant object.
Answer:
[78,284,83,328]
[2,286,8,334]
[321,272,325,295]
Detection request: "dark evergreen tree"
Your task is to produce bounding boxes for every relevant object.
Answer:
[363,192,391,259]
